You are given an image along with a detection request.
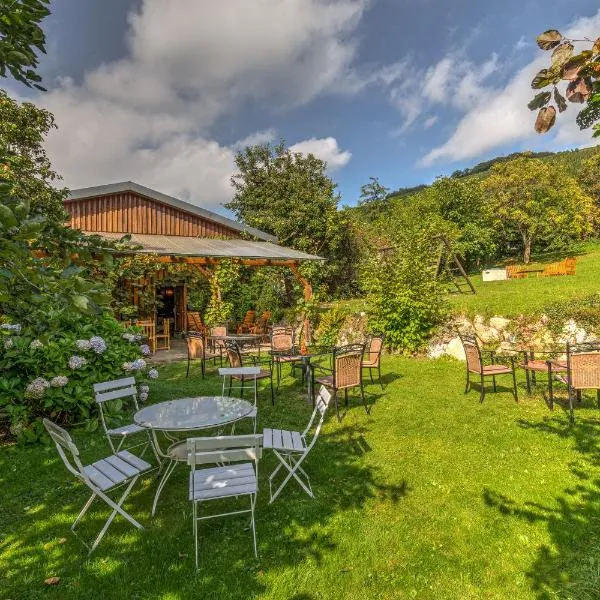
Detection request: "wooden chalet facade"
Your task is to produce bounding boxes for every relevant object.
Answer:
[65,182,321,332]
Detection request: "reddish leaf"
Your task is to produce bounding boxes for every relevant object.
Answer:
[536,30,562,50]
[551,42,574,68]
[44,577,60,585]
[566,78,592,103]
[535,106,556,133]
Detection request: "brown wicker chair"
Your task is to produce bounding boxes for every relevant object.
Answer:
[186,332,220,379]
[459,333,518,403]
[314,343,368,421]
[564,256,577,275]
[506,265,526,280]
[187,311,206,333]
[270,326,301,386]
[249,311,271,335]
[237,310,256,333]
[361,334,384,388]
[225,342,274,405]
[560,342,600,423]
[209,325,227,362]
[519,348,567,407]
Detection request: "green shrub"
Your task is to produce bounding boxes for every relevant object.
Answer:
[313,306,351,347]
[0,312,157,442]
[543,293,600,336]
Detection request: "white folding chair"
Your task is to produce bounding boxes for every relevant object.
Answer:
[219,366,260,433]
[43,418,151,554]
[93,377,159,463]
[187,435,263,568]
[263,386,331,503]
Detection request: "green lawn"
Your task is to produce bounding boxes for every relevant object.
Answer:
[3,357,600,599]
[449,242,600,317]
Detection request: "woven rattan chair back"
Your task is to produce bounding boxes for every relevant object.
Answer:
[459,334,482,373]
[210,326,227,337]
[271,327,294,352]
[334,344,364,389]
[564,257,577,275]
[568,343,600,389]
[186,332,205,360]
[225,342,243,369]
[365,336,384,366]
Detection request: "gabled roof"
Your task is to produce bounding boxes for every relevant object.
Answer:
[94,232,324,262]
[67,181,277,243]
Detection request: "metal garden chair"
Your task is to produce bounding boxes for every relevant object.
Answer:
[186,332,220,378]
[361,334,385,388]
[270,325,300,385]
[313,343,368,421]
[219,366,260,433]
[263,386,332,503]
[459,333,518,403]
[93,377,159,463]
[187,434,263,567]
[43,418,151,554]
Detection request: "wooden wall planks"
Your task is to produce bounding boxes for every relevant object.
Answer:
[64,192,239,238]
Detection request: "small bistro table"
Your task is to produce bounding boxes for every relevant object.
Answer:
[207,333,264,355]
[134,396,255,514]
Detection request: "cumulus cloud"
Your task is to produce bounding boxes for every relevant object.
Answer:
[39,0,361,211]
[419,10,600,166]
[290,137,352,170]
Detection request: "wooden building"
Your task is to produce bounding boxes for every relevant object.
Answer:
[65,181,322,331]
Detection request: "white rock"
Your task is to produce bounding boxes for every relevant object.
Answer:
[427,343,447,359]
[489,317,511,331]
[446,337,466,361]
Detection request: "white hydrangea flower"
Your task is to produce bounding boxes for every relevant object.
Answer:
[131,358,146,370]
[25,377,50,399]
[68,355,87,369]
[89,336,107,354]
[139,344,151,356]
[30,339,43,350]
[76,339,91,351]
[139,392,149,402]
[148,368,159,379]
[140,384,149,393]
[122,333,136,342]
[50,375,69,387]
[122,362,133,371]
[4,338,14,349]
[1,323,21,333]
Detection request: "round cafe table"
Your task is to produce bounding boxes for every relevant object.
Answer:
[134,396,254,514]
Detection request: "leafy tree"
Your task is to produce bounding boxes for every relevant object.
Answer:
[0,0,49,90]
[528,30,600,136]
[482,157,594,263]
[580,151,600,202]
[228,141,358,297]
[0,90,67,221]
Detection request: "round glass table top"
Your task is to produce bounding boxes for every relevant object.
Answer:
[134,396,254,431]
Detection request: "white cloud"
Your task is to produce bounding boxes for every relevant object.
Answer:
[232,129,277,150]
[39,0,361,212]
[423,115,439,129]
[290,137,352,170]
[420,10,600,166]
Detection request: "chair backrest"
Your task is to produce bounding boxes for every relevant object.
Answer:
[136,320,156,345]
[211,326,227,337]
[187,312,204,332]
[567,342,600,390]
[506,265,523,279]
[242,310,256,325]
[159,318,170,337]
[564,256,577,275]
[187,434,262,469]
[271,327,294,352]
[93,377,139,434]
[302,386,332,450]
[365,335,384,366]
[459,333,482,373]
[43,418,85,480]
[333,344,364,389]
[225,341,243,369]
[186,332,206,360]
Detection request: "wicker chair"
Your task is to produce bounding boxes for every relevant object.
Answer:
[209,325,227,362]
[237,310,256,333]
[559,342,600,423]
[519,348,567,407]
[564,256,577,276]
[361,334,385,388]
[187,311,205,333]
[186,332,220,378]
[155,318,171,351]
[270,326,300,385]
[249,311,271,335]
[225,342,274,405]
[459,333,518,403]
[314,343,368,421]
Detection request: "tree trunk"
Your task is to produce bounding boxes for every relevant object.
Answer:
[522,232,532,264]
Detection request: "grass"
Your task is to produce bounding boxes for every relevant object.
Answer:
[3,356,600,599]
[449,241,600,317]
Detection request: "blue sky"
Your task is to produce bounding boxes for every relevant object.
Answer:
[9,0,600,213]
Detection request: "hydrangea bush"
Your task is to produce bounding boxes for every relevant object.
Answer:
[0,312,158,442]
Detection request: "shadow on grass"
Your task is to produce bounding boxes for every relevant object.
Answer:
[0,381,410,600]
[483,415,600,599]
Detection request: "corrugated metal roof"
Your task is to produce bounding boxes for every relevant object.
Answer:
[91,231,325,261]
[68,181,277,243]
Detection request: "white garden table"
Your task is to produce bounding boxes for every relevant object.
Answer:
[134,396,254,514]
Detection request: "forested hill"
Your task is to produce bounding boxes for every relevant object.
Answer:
[381,145,600,203]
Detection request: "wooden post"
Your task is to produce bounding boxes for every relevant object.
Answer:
[289,262,313,347]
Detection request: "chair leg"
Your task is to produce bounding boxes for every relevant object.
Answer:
[250,494,258,558]
[568,387,575,424]
[378,363,383,389]
[152,460,178,516]
[525,368,531,395]
[547,364,554,410]
[193,501,199,569]
[344,388,348,407]
[511,368,518,402]
[596,389,600,409]
[186,357,191,378]
[369,368,374,384]
[333,389,341,422]
[360,380,370,415]
[240,378,244,399]
[72,492,96,531]
[270,373,275,406]
[577,390,582,403]
[465,371,470,394]
[479,374,485,403]
[492,375,497,393]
